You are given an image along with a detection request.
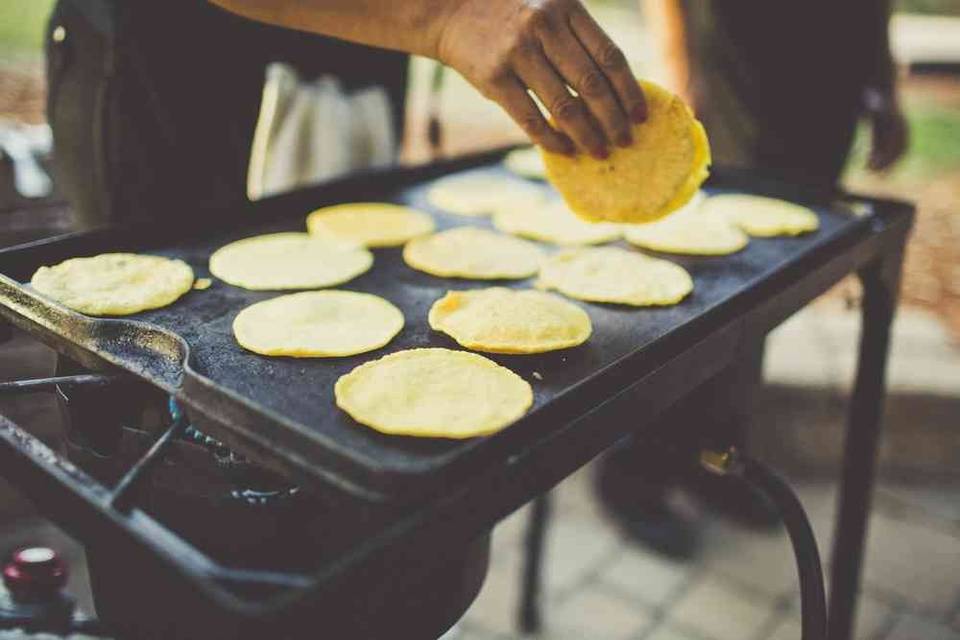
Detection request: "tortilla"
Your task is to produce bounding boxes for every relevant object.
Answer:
[701,194,820,237]
[30,253,194,316]
[538,246,693,306]
[504,146,547,180]
[306,202,435,248]
[403,227,544,280]
[493,200,621,246]
[541,79,711,223]
[429,287,592,354]
[335,348,533,438]
[623,194,748,255]
[426,172,547,216]
[209,232,372,290]
[233,290,403,357]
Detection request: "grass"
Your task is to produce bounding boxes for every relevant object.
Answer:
[0,0,56,54]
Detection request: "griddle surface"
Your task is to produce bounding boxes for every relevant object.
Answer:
[1,158,871,497]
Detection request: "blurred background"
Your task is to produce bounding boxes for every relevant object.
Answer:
[0,1,958,639]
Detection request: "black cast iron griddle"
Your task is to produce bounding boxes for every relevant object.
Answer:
[0,149,871,501]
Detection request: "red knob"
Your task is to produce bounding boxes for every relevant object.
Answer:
[3,546,68,602]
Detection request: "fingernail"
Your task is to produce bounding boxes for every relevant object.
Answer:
[591,146,610,160]
[617,131,633,148]
[631,103,648,123]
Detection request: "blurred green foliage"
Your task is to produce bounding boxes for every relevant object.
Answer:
[0,0,55,53]
[896,0,960,15]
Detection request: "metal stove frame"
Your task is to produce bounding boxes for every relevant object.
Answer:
[0,151,912,639]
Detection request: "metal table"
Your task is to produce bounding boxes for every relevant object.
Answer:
[0,149,912,639]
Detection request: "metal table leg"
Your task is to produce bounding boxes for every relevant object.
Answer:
[827,248,903,640]
[518,493,552,634]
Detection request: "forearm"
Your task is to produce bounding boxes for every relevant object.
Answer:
[208,0,451,58]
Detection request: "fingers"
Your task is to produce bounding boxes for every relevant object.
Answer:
[539,26,631,151]
[490,71,575,155]
[567,6,648,124]
[513,46,609,158]
[867,112,909,172]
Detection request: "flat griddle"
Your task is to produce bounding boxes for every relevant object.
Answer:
[0,149,875,502]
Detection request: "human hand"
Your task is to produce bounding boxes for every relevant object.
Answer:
[864,86,908,172]
[434,0,647,158]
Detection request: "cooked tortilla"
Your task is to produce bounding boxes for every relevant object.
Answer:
[306,202,435,248]
[426,173,547,216]
[429,287,591,354]
[701,194,820,237]
[233,290,403,357]
[538,246,693,306]
[403,227,544,280]
[335,348,533,438]
[209,232,372,290]
[493,200,621,246]
[30,253,194,316]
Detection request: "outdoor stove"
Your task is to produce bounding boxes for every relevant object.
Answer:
[0,148,913,639]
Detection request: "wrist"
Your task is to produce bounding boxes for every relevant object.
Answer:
[418,0,466,62]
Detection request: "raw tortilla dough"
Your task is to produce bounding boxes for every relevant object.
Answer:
[504,146,547,180]
[493,200,621,246]
[701,194,820,237]
[426,172,547,216]
[335,348,533,438]
[403,227,544,280]
[623,193,748,255]
[209,232,372,290]
[30,253,194,316]
[306,202,435,247]
[233,290,403,357]
[538,246,693,306]
[429,287,592,354]
[542,79,711,223]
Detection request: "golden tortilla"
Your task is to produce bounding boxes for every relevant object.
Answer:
[335,348,533,438]
[403,227,544,280]
[233,290,403,357]
[538,246,693,306]
[429,287,592,354]
[306,202,435,248]
[493,200,621,246]
[30,253,194,316]
[701,194,820,237]
[541,80,711,223]
[623,195,748,255]
[504,146,547,180]
[209,232,372,290]
[426,172,547,216]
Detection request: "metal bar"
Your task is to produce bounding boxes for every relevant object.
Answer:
[518,494,551,634]
[827,247,903,640]
[0,374,119,395]
[109,415,188,512]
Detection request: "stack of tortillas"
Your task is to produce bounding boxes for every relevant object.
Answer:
[541,79,710,224]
